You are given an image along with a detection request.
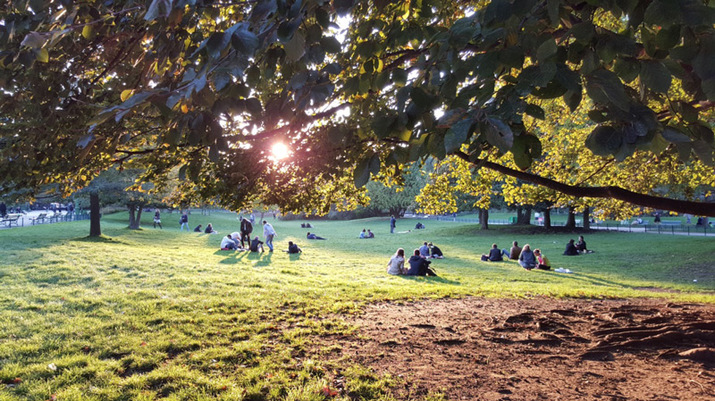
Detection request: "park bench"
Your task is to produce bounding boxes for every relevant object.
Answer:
[1,214,22,227]
[30,213,47,225]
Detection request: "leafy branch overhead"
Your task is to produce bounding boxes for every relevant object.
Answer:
[0,0,713,215]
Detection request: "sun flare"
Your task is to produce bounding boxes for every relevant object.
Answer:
[270,142,290,160]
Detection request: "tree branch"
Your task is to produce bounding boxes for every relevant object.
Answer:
[453,151,715,216]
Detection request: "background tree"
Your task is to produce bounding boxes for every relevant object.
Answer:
[366,163,428,217]
[1,1,713,215]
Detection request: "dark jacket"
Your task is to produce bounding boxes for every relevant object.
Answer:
[250,238,263,252]
[519,250,537,268]
[240,219,253,234]
[287,244,301,254]
[509,245,522,260]
[564,242,579,256]
[430,245,443,257]
[575,239,587,252]
[488,247,503,261]
[406,255,430,276]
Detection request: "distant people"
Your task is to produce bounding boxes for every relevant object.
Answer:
[575,235,592,253]
[240,218,253,248]
[696,217,704,227]
[359,229,367,239]
[518,244,537,270]
[429,242,443,259]
[386,248,406,275]
[194,224,203,232]
[220,234,239,250]
[509,241,522,260]
[415,222,425,229]
[0,202,6,218]
[406,249,437,276]
[390,215,396,234]
[631,217,644,225]
[180,212,189,231]
[564,239,579,256]
[230,231,242,246]
[419,242,430,258]
[301,222,313,228]
[306,232,326,240]
[287,241,302,254]
[654,212,661,223]
[205,223,217,234]
[367,229,375,238]
[153,209,162,229]
[533,249,551,270]
[482,243,503,262]
[250,236,264,252]
[262,220,276,252]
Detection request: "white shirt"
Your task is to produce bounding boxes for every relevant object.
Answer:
[263,223,276,237]
[220,236,236,248]
[387,255,405,275]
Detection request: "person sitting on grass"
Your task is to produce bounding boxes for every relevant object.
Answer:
[509,241,522,260]
[220,234,239,250]
[533,249,551,270]
[575,235,593,253]
[367,229,375,238]
[564,239,579,256]
[429,242,444,259]
[286,241,302,254]
[518,244,537,270]
[250,236,264,252]
[194,224,203,232]
[204,223,217,234]
[386,248,406,275]
[419,242,430,258]
[482,243,504,262]
[306,232,327,240]
[415,222,425,229]
[406,249,438,276]
[359,229,367,239]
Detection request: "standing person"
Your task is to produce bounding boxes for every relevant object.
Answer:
[518,244,537,270]
[179,212,189,231]
[508,241,522,260]
[386,248,406,275]
[390,215,396,234]
[153,209,163,229]
[262,220,276,252]
[0,202,6,218]
[240,218,253,248]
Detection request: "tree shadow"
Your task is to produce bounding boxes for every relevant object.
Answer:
[254,252,273,267]
[288,253,301,261]
[399,275,461,285]
[70,235,121,244]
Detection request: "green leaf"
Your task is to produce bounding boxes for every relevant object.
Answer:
[547,0,560,27]
[320,37,342,53]
[661,127,691,143]
[485,118,513,153]
[284,31,305,62]
[231,28,259,57]
[640,61,671,93]
[34,48,48,63]
[370,114,396,138]
[585,69,630,111]
[536,39,558,63]
[20,32,47,48]
[570,21,594,43]
[444,118,473,154]
[392,69,408,87]
[524,104,545,120]
[410,87,437,110]
[644,0,681,27]
[585,125,622,156]
[353,154,378,187]
[82,25,93,40]
[563,89,582,112]
[613,57,640,82]
[691,140,714,166]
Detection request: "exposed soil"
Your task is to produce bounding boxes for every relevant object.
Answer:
[319,297,715,400]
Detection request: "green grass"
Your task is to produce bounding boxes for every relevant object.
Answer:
[0,211,713,400]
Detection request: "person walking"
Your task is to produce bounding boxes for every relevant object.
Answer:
[240,217,253,248]
[390,215,396,234]
[263,220,276,252]
[153,209,163,229]
[179,212,189,231]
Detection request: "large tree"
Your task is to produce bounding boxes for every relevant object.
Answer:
[1,0,714,215]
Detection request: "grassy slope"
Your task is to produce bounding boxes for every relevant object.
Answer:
[0,212,713,400]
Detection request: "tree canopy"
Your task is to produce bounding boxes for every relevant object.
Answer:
[1,0,714,215]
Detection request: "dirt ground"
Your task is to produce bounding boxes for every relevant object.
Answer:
[319,297,715,400]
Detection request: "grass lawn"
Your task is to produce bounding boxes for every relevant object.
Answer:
[0,211,713,400]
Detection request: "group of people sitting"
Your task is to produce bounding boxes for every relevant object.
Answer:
[480,241,551,270]
[194,223,218,234]
[386,241,443,276]
[358,228,375,238]
[220,232,267,252]
[563,236,592,255]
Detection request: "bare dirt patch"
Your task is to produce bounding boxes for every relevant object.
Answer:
[319,297,715,400]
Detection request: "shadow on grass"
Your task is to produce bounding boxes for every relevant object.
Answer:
[399,275,461,285]
[70,235,121,243]
[253,252,273,267]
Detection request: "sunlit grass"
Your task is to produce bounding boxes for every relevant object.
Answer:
[0,211,712,400]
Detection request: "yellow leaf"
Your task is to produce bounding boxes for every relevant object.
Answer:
[120,90,134,102]
[82,25,93,40]
[36,48,49,63]
[181,104,189,114]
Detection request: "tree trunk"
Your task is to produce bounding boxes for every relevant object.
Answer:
[583,208,591,230]
[565,207,576,228]
[517,206,532,225]
[479,208,489,230]
[543,209,552,229]
[89,191,101,237]
[128,203,144,229]
[128,204,137,228]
